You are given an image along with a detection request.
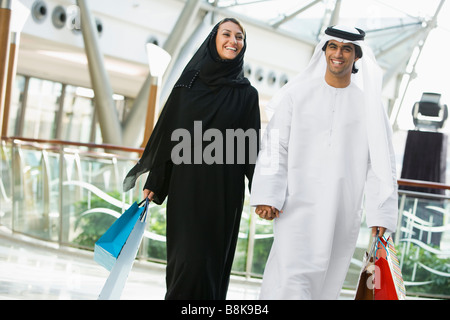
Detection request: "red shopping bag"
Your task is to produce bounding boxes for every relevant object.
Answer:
[374,257,398,300]
[355,235,406,300]
[374,236,406,300]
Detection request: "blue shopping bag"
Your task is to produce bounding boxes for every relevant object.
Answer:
[94,199,146,271]
[98,199,150,300]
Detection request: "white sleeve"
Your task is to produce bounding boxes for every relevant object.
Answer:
[364,157,399,234]
[249,93,293,211]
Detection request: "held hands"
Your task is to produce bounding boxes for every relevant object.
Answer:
[255,205,282,221]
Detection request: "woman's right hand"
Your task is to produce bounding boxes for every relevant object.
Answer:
[143,189,154,201]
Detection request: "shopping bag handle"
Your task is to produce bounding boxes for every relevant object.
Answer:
[374,236,390,260]
[367,228,380,260]
[367,229,390,261]
[138,198,150,222]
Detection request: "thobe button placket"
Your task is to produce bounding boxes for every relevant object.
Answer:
[329,89,338,146]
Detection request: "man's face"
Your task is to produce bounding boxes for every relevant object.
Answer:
[325,40,359,78]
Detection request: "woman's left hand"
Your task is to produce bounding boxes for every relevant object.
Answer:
[143,189,154,201]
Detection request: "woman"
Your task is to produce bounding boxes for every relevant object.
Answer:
[123,18,260,300]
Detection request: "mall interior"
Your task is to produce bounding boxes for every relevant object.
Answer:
[0,0,449,300]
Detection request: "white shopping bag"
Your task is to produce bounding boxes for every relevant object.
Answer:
[98,199,149,300]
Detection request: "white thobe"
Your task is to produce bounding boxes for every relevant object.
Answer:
[250,77,398,300]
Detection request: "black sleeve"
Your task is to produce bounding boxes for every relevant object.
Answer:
[243,87,261,192]
[143,161,173,205]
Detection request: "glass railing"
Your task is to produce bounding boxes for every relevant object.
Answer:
[1,137,449,298]
[393,181,450,298]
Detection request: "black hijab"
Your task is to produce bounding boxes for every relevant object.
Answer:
[123,18,251,192]
[175,18,249,88]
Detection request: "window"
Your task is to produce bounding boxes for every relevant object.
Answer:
[6,75,26,136]
[61,85,95,143]
[22,78,62,139]
[8,75,131,145]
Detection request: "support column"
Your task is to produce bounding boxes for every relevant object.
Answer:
[141,77,159,148]
[163,0,202,59]
[122,0,203,147]
[0,0,12,137]
[76,0,122,145]
[2,31,18,137]
[329,0,341,26]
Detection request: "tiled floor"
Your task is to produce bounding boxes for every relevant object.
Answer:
[0,228,261,300]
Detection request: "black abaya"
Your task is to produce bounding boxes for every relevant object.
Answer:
[123,19,260,299]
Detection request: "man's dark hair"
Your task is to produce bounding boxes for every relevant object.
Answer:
[322,41,363,74]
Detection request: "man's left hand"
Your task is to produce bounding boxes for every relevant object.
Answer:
[372,226,386,238]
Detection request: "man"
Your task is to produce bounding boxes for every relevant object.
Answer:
[249,25,398,299]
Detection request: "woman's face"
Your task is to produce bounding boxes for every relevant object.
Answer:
[215,21,244,60]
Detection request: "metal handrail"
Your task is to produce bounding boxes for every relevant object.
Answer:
[4,136,450,192]
[398,178,450,191]
[2,136,144,154]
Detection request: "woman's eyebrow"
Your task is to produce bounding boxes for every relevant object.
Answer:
[221,28,243,35]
